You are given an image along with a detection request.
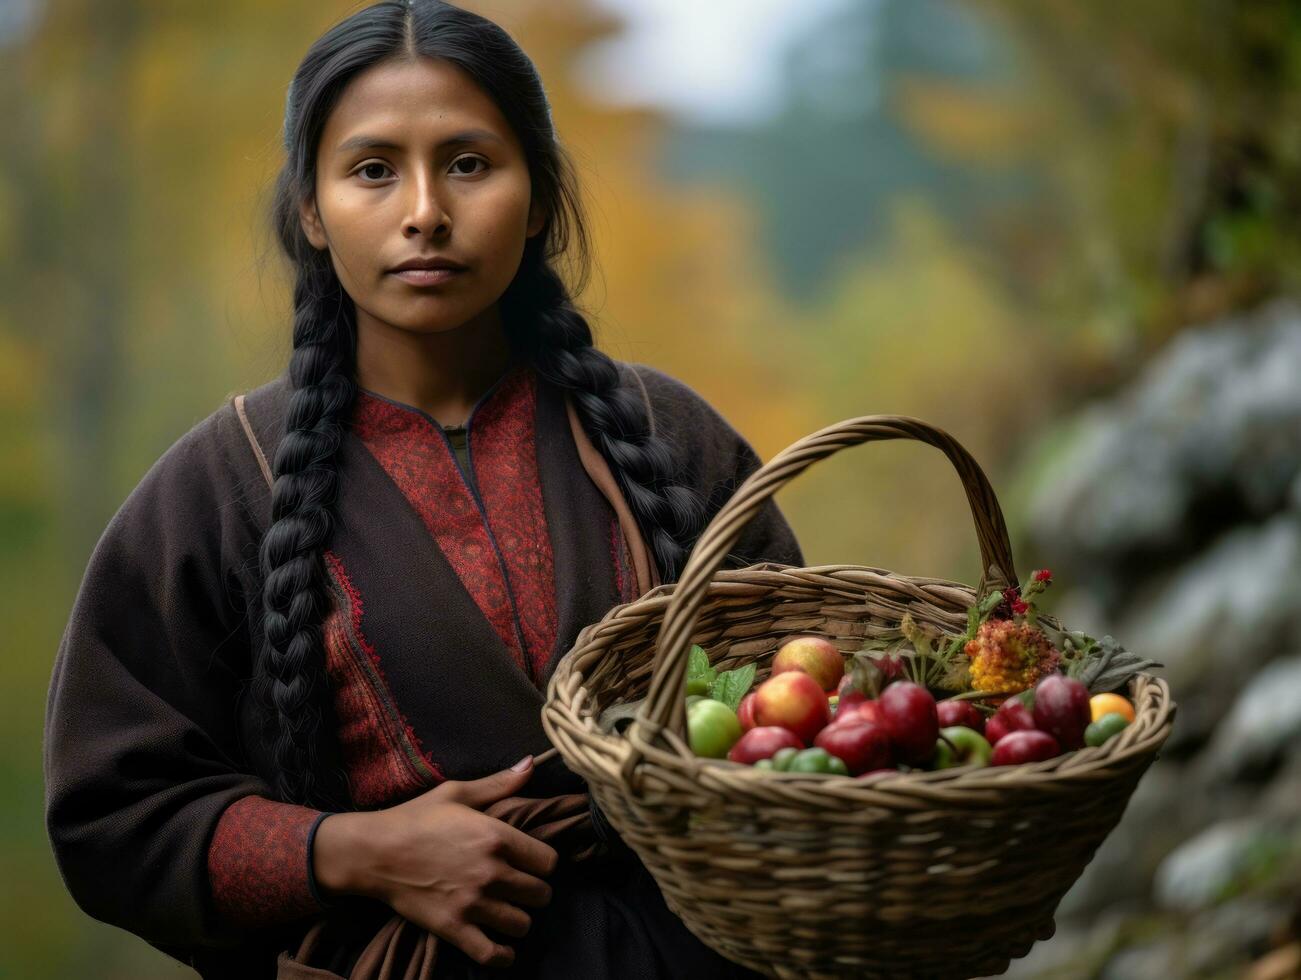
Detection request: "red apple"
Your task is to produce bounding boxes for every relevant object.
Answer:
[1032,675,1091,750]
[878,682,939,765]
[832,699,885,729]
[753,670,833,745]
[937,699,985,734]
[737,692,758,731]
[772,636,846,693]
[814,722,892,775]
[878,655,906,685]
[727,725,804,764]
[990,730,1061,766]
[985,699,1036,745]
[854,768,897,780]
[836,674,869,712]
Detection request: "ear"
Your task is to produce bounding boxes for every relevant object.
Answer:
[298,193,329,251]
[525,199,546,239]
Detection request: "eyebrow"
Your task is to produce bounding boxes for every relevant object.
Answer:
[334,128,505,155]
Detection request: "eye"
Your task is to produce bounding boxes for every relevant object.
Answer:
[450,155,488,176]
[355,161,393,182]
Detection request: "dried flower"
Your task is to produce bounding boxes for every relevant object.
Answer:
[965,619,1062,695]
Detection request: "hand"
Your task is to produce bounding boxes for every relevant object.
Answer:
[313,756,559,969]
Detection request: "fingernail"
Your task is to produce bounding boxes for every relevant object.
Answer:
[511,754,533,771]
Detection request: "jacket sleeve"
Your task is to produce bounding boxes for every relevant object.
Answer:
[43,404,331,957]
[626,362,805,572]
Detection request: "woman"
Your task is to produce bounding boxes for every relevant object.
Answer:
[44,2,803,977]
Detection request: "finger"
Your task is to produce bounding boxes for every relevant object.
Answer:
[496,822,560,877]
[433,763,535,808]
[447,922,515,970]
[466,896,533,939]
[484,864,554,909]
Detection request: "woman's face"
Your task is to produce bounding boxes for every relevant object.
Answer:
[299,56,545,335]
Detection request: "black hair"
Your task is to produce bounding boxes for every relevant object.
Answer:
[258,0,706,809]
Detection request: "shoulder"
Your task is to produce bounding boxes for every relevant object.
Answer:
[612,360,804,570]
[615,360,753,457]
[98,378,283,573]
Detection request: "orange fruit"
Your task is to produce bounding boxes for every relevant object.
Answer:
[1089,693,1135,724]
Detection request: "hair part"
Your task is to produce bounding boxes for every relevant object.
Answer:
[260,0,704,810]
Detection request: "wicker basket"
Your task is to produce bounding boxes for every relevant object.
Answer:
[541,416,1176,979]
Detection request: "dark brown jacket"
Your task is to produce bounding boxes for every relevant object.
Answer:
[44,359,803,978]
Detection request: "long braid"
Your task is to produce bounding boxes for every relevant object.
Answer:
[253,254,356,810]
[260,0,708,809]
[506,261,706,583]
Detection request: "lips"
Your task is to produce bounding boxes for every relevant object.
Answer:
[388,256,467,273]
[391,267,464,287]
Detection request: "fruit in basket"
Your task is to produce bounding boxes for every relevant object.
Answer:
[771,747,800,771]
[990,730,1061,766]
[831,699,886,729]
[814,721,892,774]
[1089,693,1136,724]
[985,698,1036,745]
[855,768,897,780]
[737,692,758,731]
[726,725,804,764]
[836,674,868,704]
[687,699,743,758]
[753,670,833,745]
[878,681,939,764]
[930,726,993,769]
[787,747,850,775]
[936,699,985,733]
[1032,675,1092,750]
[772,636,846,692]
[1084,712,1130,748]
[686,676,712,697]
[964,619,1063,695]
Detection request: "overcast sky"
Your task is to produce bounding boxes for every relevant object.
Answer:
[581,0,857,126]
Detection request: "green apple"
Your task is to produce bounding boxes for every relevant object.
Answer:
[930,726,993,769]
[687,698,743,758]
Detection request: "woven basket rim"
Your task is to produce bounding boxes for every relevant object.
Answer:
[553,673,1172,800]
[544,564,1176,804]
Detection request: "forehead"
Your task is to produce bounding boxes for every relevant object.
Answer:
[321,56,517,151]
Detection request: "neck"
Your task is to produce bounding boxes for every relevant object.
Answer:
[354,304,517,427]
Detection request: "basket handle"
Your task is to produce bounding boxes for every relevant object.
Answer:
[623,415,1019,783]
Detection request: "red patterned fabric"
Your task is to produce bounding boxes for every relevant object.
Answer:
[207,796,325,929]
[350,365,559,680]
[321,550,445,807]
[468,369,560,680]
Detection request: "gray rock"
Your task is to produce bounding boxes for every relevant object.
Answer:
[1259,750,1301,821]
[1153,817,1267,912]
[1056,763,1193,918]
[1114,515,1301,690]
[1202,656,1301,780]
[1024,298,1301,585]
[1185,897,1291,973]
[1100,939,1186,980]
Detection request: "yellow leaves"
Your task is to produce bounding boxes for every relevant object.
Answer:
[893,76,1037,168]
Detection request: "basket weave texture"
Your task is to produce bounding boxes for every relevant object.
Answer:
[541,416,1176,979]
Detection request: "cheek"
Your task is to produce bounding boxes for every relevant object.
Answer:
[321,192,387,260]
[476,179,534,243]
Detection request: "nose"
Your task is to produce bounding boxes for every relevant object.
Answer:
[403,168,450,238]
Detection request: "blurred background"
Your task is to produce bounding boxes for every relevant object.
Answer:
[3,0,1300,976]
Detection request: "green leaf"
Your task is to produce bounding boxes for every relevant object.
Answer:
[711,664,757,712]
[687,644,718,686]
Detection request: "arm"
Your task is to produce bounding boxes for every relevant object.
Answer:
[43,406,330,957]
